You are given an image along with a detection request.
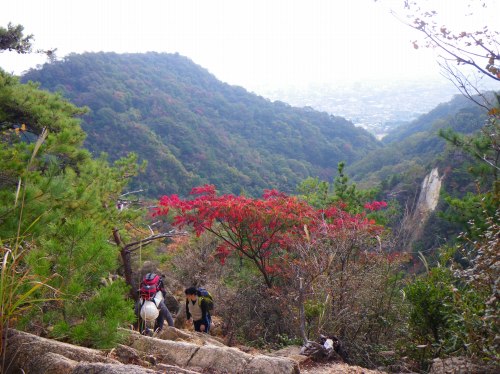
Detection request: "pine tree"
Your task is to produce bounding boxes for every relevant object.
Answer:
[0,70,138,348]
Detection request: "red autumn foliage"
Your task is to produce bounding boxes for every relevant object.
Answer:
[156,185,386,288]
[363,201,388,211]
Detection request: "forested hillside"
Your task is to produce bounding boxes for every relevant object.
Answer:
[20,51,493,256]
[381,94,481,144]
[22,52,380,197]
[348,95,488,187]
[344,94,494,254]
[2,21,499,373]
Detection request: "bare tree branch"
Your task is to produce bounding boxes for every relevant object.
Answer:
[119,189,144,198]
[125,230,188,252]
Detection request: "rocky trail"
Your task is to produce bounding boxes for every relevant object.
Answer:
[3,327,380,374]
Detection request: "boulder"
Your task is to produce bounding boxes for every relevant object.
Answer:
[270,346,303,357]
[188,344,251,372]
[4,329,119,373]
[4,329,198,374]
[110,344,144,365]
[126,332,200,367]
[126,328,299,374]
[157,326,225,347]
[155,364,201,374]
[11,352,77,374]
[5,327,300,374]
[269,346,310,365]
[245,354,301,374]
[71,363,159,374]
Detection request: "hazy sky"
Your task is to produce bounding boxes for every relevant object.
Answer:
[1,0,497,91]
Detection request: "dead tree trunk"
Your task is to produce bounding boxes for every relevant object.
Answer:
[112,228,188,302]
[298,277,308,345]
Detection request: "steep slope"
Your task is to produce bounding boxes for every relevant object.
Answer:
[381,94,478,144]
[22,52,380,197]
[347,94,493,253]
[347,95,488,187]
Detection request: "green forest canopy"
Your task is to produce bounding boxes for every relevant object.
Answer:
[22,52,381,197]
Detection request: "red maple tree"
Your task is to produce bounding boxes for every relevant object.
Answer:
[156,185,386,288]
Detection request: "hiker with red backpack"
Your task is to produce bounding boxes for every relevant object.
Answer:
[135,273,174,334]
[184,287,213,333]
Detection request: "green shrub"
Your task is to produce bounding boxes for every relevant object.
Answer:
[53,280,135,348]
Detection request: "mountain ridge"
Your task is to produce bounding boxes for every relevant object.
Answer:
[22,52,381,197]
[347,94,488,186]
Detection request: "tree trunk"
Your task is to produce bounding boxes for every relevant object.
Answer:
[298,277,308,345]
[112,228,137,301]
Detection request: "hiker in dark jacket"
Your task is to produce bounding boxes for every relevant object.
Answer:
[185,287,211,333]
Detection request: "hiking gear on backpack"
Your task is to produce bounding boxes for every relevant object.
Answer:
[140,300,159,322]
[140,273,162,301]
[197,287,214,311]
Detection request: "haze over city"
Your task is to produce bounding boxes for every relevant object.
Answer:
[2,0,497,91]
[2,0,498,136]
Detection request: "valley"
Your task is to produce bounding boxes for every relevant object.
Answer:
[1,5,498,373]
[256,79,462,139]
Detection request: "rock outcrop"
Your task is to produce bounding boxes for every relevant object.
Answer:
[269,346,310,365]
[404,167,444,248]
[429,357,498,374]
[126,328,300,374]
[414,167,442,219]
[156,325,225,347]
[4,329,120,374]
[3,327,300,374]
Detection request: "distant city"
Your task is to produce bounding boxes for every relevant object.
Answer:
[255,79,461,139]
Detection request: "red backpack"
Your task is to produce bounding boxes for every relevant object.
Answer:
[139,273,162,301]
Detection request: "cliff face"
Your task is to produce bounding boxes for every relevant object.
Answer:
[404,168,443,249]
[415,168,442,217]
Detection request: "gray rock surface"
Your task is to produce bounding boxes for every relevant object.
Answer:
[157,326,225,347]
[5,329,118,373]
[127,333,200,367]
[245,354,301,374]
[4,329,194,374]
[6,327,302,374]
[429,357,498,374]
[188,344,251,372]
[127,328,300,374]
[71,363,159,374]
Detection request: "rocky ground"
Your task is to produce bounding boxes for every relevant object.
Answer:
[301,362,382,374]
[6,327,496,373]
[270,346,382,374]
[4,327,385,374]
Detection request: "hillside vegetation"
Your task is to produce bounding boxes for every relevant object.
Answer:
[345,95,494,255]
[2,45,498,374]
[348,94,488,187]
[22,52,380,197]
